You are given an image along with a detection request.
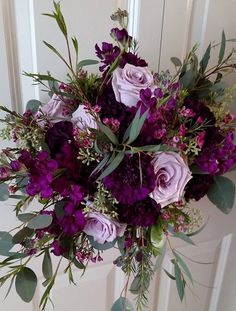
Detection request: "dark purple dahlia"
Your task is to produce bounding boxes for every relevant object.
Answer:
[103,154,156,204]
[118,197,161,227]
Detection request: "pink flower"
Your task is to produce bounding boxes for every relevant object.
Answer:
[150,152,192,207]
[71,104,97,130]
[195,131,206,148]
[83,212,126,244]
[112,64,154,107]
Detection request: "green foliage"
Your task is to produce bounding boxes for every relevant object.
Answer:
[0,232,13,256]
[25,99,41,114]
[174,261,185,301]
[77,59,99,68]
[207,176,235,214]
[171,57,182,67]
[168,226,195,245]
[17,213,35,222]
[98,151,125,180]
[88,236,117,251]
[219,30,226,64]
[111,297,134,311]
[0,183,9,201]
[27,215,53,229]
[42,250,53,280]
[12,227,34,244]
[15,267,37,303]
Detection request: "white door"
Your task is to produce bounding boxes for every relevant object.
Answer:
[0,1,236,310]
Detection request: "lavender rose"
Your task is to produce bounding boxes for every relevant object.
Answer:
[36,94,71,127]
[112,63,154,107]
[83,212,126,244]
[71,104,97,130]
[150,152,192,207]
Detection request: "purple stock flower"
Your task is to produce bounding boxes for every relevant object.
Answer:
[104,154,156,204]
[95,42,120,72]
[58,202,86,236]
[196,132,236,174]
[19,150,58,198]
[118,197,161,227]
[110,28,130,43]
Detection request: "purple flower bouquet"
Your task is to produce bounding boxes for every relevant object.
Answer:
[0,3,236,310]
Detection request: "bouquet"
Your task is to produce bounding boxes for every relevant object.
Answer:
[0,2,236,310]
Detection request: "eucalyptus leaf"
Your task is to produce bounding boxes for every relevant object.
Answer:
[173,251,193,284]
[98,122,119,145]
[199,43,211,74]
[0,183,9,201]
[17,213,35,222]
[171,57,182,67]
[15,267,37,303]
[163,268,176,280]
[111,297,134,311]
[27,215,53,230]
[25,99,41,114]
[180,68,196,88]
[90,153,110,176]
[54,201,66,219]
[126,108,149,144]
[207,176,235,214]
[77,59,99,68]
[174,262,185,301]
[12,227,34,244]
[168,226,195,245]
[0,232,13,256]
[88,236,117,251]
[219,30,226,64]
[98,152,124,180]
[154,242,167,271]
[42,250,53,280]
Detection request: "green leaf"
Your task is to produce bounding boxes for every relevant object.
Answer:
[163,268,176,280]
[77,59,99,68]
[151,222,164,249]
[90,153,110,176]
[173,251,193,284]
[15,267,37,303]
[0,232,13,256]
[25,99,41,114]
[0,183,9,201]
[207,176,235,214]
[199,43,211,74]
[17,213,35,222]
[42,250,53,280]
[168,226,195,245]
[97,122,119,145]
[73,259,85,270]
[131,145,161,153]
[72,37,79,55]
[174,262,185,301]
[27,215,53,229]
[154,242,167,271]
[129,275,150,295]
[126,108,149,144]
[54,201,66,219]
[180,68,196,88]
[12,227,34,244]
[171,57,182,67]
[88,236,117,251]
[219,30,226,64]
[111,297,134,311]
[98,152,124,180]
